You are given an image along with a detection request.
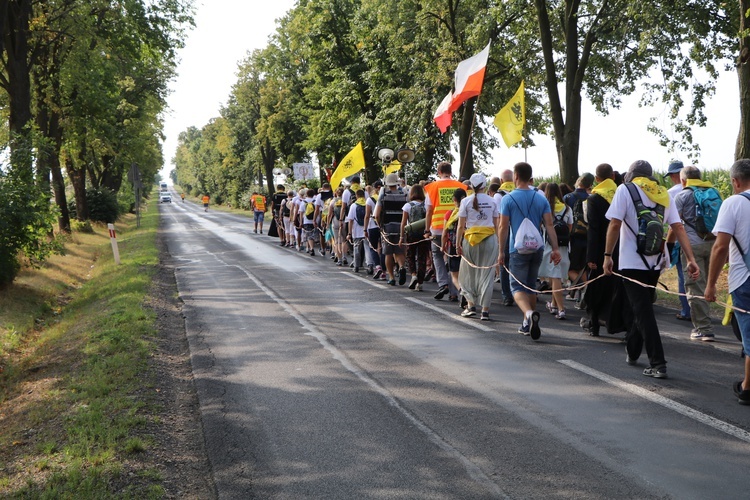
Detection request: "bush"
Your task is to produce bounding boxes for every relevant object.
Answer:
[0,171,60,287]
[68,188,120,223]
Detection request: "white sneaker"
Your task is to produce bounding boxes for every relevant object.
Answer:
[546,301,558,315]
[556,310,566,320]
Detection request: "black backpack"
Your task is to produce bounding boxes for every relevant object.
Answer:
[571,195,588,236]
[549,208,570,246]
[355,204,366,226]
[624,183,666,269]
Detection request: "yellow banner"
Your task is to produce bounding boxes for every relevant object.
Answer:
[493,80,525,148]
[384,160,402,176]
[330,142,366,190]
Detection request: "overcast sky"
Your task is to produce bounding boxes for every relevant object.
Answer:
[161,1,739,183]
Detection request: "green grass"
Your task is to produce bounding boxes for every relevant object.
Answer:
[0,198,166,497]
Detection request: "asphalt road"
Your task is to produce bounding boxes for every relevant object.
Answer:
[161,195,750,499]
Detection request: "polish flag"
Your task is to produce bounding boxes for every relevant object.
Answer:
[433,91,454,134]
[432,42,491,133]
[449,42,491,113]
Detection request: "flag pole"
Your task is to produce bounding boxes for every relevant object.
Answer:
[460,94,482,173]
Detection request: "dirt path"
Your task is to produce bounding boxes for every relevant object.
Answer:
[142,229,216,498]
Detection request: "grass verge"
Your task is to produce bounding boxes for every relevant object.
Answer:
[0,199,166,498]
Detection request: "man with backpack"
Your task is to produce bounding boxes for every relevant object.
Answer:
[498,162,561,340]
[564,174,594,288]
[665,160,692,321]
[603,160,700,380]
[704,159,750,404]
[346,189,368,272]
[271,185,288,245]
[375,173,408,285]
[670,166,721,341]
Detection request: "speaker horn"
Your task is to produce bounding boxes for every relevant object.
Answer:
[396,148,415,163]
[377,148,394,163]
[272,168,282,176]
[282,168,291,175]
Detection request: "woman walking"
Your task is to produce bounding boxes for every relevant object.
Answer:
[539,183,572,319]
[399,184,430,291]
[456,174,499,320]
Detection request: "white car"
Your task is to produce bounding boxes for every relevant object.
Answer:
[160,191,172,203]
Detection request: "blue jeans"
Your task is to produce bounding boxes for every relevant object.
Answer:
[675,253,691,317]
[509,249,544,295]
[731,277,750,357]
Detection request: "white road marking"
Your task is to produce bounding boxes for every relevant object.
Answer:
[558,359,750,444]
[343,273,495,332]
[207,252,508,498]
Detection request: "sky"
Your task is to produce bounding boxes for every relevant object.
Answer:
[161,1,740,184]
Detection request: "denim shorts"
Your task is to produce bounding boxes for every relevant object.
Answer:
[509,249,543,295]
[253,211,265,223]
[731,276,750,356]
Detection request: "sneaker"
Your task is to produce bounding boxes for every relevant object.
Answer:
[259,231,263,234]
[330,254,336,260]
[461,307,477,317]
[556,310,566,320]
[380,274,387,281]
[503,298,515,307]
[387,279,396,286]
[310,250,316,256]
[336,261,343,267]
[739,390,750,405]
[448,295,459,302]
[546,301,558,315]
[416,283,423,292]
[367,264,374,275]
[342,258,348,266]
[350,262,355,268]
[529,311,541,340]
[480,311,490,321]
[373,267,383,280]
[626,350,638,366]
[398,267,407,285]
[460,295,467,309]
[643,366,668,379]
[734,380,744,397]
[690,331,715,342]
[408,276,418,290]
[354,266,359,273]
[425,269,435,281]
[434,285,449,300]
[518,320,530,335]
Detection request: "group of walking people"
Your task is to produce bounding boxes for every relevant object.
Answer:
[252,157,750,404]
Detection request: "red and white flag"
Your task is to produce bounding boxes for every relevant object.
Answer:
[433,42,491,133]
[433,91,454,134]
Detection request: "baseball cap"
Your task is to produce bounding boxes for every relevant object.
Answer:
[469,173,486,189]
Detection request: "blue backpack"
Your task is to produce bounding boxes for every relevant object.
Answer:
[688,187,722,240]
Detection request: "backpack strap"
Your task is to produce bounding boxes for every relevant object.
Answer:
[623,183,663,270]
[732,192,750,257]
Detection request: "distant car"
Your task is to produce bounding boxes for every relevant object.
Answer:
[160,191,172,203]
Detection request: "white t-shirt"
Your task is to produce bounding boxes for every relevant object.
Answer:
[458,193,498,228]
[493,192,504,211]
[606,183,680,271]
[365,197,378,230]
[301,197,316,224]
[346,203,366,239]
[712,189,750,292]
[668,183,682,200]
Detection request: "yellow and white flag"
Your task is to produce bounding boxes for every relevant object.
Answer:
[383,160,402,176]
[493,80,525,148]
[330,142,366,190]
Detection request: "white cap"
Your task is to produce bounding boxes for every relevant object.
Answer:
[469,173,486,189]
[385,173,400,186]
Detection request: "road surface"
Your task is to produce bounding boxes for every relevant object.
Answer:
[161,196,750,499]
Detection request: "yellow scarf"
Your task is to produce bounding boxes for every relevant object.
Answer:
[685,179,714,189]
[464,226,496,246]
[554,200,566,214]
[500,181,515,193]
[591,178,617,204]
[445,207,459,230]
[350,183,361,192]
[355,198,366,206]
[630,177,670,208]
[370,193,379,202]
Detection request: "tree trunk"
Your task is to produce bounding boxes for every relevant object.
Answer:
[1,0,34,178]
[68,152,89,221]
[458,97,476,180]
[736,0,750,160]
